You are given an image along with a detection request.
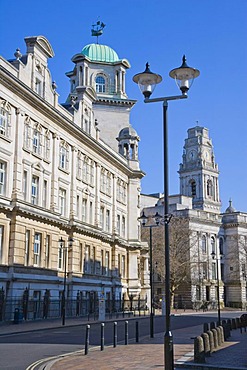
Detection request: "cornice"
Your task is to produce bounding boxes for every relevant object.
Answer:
[0,65,140,177]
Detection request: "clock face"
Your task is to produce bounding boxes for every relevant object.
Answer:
[203,150,210,160]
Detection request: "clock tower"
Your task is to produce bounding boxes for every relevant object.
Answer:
[178,126,221,213]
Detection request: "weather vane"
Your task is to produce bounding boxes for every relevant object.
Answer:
[91,20,106,44]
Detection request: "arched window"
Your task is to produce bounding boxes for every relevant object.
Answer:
[95,75,106,93]
[190,180,196,197]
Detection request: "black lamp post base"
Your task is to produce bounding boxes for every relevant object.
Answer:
[164,331,174,370]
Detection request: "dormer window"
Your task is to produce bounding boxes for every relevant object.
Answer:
[95,75,106,93]
[35,78,42,95]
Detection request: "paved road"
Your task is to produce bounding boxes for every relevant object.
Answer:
[0,311,243,370]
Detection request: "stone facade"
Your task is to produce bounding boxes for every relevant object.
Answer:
[0,36,149,312]
[141,127,247,309]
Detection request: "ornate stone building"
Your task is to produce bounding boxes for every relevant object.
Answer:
[0,35,149,318]
[141,126,247,309]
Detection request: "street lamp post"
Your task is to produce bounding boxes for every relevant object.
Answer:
[59,237,73,326]
[211,251,222,325]
[138,211,160,338]
[133,56,199,370]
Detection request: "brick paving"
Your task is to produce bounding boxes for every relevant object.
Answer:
[1,310,246,369]
[48,325,247,370]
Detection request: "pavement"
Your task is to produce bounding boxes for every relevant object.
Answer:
[1,310,247,370]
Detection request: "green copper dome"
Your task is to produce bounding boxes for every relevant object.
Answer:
[81,43,119,63]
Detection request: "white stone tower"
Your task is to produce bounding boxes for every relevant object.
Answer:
[178,126,221,213]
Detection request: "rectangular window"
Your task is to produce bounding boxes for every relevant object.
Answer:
[79,243,83,272]
[91,246,96,274]
[45,235,50,268]
[106,210,110,232]
[121,255,126,278]
[58,240,64,270]
[33,130,40,154]
[43,180,47,208]
[25,230,30,266]
[101,249,104,275]
[0,108,7,136]
[122,216,126,238]
[59,188,66,216]
[100,206,104,229]
[89,201,93,224]
[105,251,110,276]
[23,171,28,200]
[0,225,3,262]
[0,161,6,195]
[118,254,121,276]
[59,146,67,170]
[212,263,216,280]
[84,245,90,273]
[82,198,87,222]
[34,233,41,266]
[117,215,120,235]
[31,175,39,205]
[35,79,42,95]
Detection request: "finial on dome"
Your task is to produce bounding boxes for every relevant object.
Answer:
[91,19,106,44]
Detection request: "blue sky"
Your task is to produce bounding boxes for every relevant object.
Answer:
[1,0,246,212]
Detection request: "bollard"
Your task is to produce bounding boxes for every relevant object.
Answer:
[206,330,215,353]
[210,321,216,330]
[216,327,222,346]
[101,323,105,351]
[211,328,218,349]
[201,332,211,357]
[203,322,209,333]
[136,320,139,343]
[113,321,117,347]
[85,324,90,355]
[125,320,129,345]
[218,326,224,344]
[194,336,205,363]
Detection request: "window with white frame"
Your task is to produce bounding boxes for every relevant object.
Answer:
[121,255,126,278]
[122,216,126,238]
[23,171,28,200]
[35,78,42,95]
[79,243,83,272]
[82,198,87,222]
[117,179,127,203]
[100,206,104,229]
[33,127,41,155]
[84,245,90,273]
[0,100,11,137]
[0,161,6,195]
[43,180,47,208]
[59,188,66,216]
[117,214,120,234]
[59,141,69,170]
[25,230,30,266]
[0,225,3,262]
[105,251,110,276]
[34,233,41,266]
[101,249,104,275]
[45,235,50,268]
[106,209,110,232]
[89,201,93,225]
[91,246,96,274]
[58,242,63,269]
[95,75,106,93]
[31,175,39,205]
